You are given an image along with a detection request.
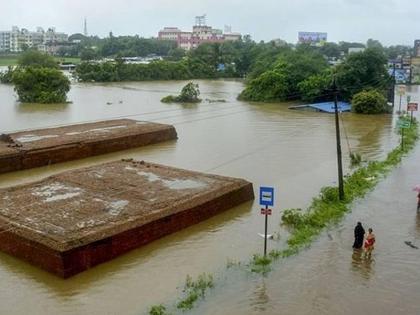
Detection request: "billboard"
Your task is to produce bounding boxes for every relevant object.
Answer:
[298,32,327,45]
[388,68,410,84]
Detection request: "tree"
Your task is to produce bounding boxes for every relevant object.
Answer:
[167,48,186,61]
[298,70,332,102]
[366,38,384,50]
[336,48,390,100]
[319,42,341,58]
[351,89,388,114]
[18,49,58,68]
[12,66,70,103]
[80,48,99,60]
[239,47,328,102]
[238,70,289,101]
[0,66,15,83]
[161,82,201,103]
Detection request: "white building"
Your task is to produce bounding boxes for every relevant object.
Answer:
[0,26,68,53]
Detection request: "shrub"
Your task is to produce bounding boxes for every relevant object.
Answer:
[161,82,201,103]
[12,66,70,103]
[351,89,388,114]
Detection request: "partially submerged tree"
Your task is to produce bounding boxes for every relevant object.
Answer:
[13,67,70,103]
[18,49,59,69]
[11,50,70,103]
[351,89,388,114]
[161,82,201,103]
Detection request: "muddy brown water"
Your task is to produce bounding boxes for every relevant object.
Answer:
[0,79,418,315]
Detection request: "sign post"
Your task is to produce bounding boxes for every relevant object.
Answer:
[398,85,406,113]
[397,119,411,150]
[407,102,418,123]
[259,186,274,257]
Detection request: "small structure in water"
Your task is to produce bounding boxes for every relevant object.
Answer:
[0,119,177,174]
[0,160,254,278]
[289,101,351,113]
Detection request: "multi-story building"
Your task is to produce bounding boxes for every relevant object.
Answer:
[0,26,68,53]
[158,16,241,50]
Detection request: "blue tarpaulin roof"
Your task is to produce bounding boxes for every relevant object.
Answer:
[289,102,351,113]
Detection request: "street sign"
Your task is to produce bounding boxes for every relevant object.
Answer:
[260,208,272,215]
[397,120,411,129]
[259,186,274,206]
[408,103,418,112]
[398,85,406,96]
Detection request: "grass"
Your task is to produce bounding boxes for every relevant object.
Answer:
[176,273,214,311]
[0,56,18,66]
[149,305,170,315]
[0,55,81,67]
[249,117,419,273]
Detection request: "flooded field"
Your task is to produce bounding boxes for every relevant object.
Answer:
[0,79,418,314]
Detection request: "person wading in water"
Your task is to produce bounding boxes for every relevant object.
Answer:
[353,222,365,249]
[364,228,376,257]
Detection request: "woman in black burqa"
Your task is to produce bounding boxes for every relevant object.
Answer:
[353,222,365,249]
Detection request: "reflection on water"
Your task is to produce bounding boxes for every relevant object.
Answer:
[351,250,375,280]
[250,280,270,313]
[17,102,69,113]
[415,213,420,238]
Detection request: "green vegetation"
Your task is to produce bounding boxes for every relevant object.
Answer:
[350,152,362,167]
[17,50,59,68]
[336,48,390,100]
[75,60,192,82]
[240,46,391,106]
[161,82,201,103]
[149,305,170,315]
[248,118,419,273]
[0,55,19,66]
[0,55,80,67]
[0,66,14,83]
[177,273,214,311]
[238,47,329,102]
[13,67,70,103]
[351,89,388,114]
[7,50,70,103]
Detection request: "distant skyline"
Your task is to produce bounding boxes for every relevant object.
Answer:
[1,0,419,46]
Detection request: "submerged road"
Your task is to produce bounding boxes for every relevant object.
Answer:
[194,135,420,315]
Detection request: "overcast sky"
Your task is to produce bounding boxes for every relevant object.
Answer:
[1,0,418,46]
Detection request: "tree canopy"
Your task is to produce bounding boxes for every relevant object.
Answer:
[12,67,70,103]
[11,50,70,103]
[351,89,388,114]
[18,50,59,69]
[161,82,201,103]
[336,47,390,100]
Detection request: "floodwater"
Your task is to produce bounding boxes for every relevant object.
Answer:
[0,79,418,315]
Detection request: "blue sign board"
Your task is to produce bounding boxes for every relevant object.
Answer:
[259,186,274,206]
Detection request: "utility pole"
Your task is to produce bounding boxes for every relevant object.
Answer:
[390,63,396,107]
[333,75,345,201]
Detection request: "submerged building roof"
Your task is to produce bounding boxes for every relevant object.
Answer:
[289,102,351,113]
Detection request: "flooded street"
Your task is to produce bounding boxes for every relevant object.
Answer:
[0,79,418,315]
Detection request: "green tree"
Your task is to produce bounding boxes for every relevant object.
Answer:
[0,66,15,83]
[18,49,58,68]
[336,48,390,100]
[351,89,388,114]
[238,70,289,101]
[366,38,384,50]
[12,66,70,103]
[161,82,201,103]
[80,48,99,60]
[319,42,341,58]
[297,69,332,102]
